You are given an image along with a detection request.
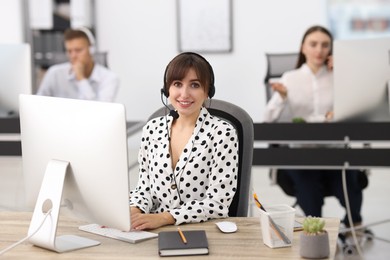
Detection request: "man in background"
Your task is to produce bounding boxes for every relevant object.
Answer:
[36,27,119,102]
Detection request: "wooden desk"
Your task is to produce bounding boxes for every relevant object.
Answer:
[0,212,340,259]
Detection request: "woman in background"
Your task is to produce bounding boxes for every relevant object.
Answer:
[264,25,363,228]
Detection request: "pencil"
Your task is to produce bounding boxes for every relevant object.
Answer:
[253,193,266,211]
[177,227,187,244]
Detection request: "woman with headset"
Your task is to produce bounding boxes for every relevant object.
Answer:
[36,27,119,102]
[129,52,239,230]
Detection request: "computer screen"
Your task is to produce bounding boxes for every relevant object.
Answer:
[333,37,390,121]
[0,44,32,115]
[19,94,131,251]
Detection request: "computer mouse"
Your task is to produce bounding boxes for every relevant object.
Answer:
[215,221,237,233]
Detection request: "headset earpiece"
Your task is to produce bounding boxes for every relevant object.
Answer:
[162,52,215,98]
[161,88,169,98]
[89,45,96,55]
[75,26,96,55]
[208,84,215,99]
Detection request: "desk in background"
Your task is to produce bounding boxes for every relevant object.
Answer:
[0,118,144,156]
[0,211,340,259]
[253,122,390,168]
[0,117,21,156]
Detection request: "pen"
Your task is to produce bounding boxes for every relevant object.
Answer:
[177,227,187,244]
[253,193,291,244]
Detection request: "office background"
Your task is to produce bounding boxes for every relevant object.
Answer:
[0,0,328,122]
[95,0,329,123]
[1,1,390,258]
[2,0,390,122]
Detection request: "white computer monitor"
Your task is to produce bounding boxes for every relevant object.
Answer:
[19,94,131,252]
[0,44,32,116]
[333,37,390,121]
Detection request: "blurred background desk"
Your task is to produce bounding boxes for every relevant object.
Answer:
[0,211,340,259]
[0,117,21,156]
[253,122,390,168]
[0,117,144,157]
[4,118,390,168]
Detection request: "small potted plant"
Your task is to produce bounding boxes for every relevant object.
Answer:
[292,117,306,123]
[300,216,330,259]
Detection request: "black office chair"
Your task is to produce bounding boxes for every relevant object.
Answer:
[264,52,298,190]
[148,99,254,217]
[264,53,299,101]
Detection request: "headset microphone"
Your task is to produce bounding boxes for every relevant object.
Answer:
[169,109,179,120]
[160,88,179,119]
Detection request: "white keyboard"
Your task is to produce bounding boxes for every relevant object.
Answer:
[79,224,158,244]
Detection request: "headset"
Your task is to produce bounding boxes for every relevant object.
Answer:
[75,26,96,55]
[161,52,215,99]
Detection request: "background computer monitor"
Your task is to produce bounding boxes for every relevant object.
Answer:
[20,94,131,233]
[0,44,32,116]
[333,37,390,121]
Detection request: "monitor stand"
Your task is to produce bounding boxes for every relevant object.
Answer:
[27,159,100,253]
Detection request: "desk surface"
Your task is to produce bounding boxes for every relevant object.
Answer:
[0,211,340,259]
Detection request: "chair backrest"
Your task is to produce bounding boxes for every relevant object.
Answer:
[264,53,298,101]
[49,51,109,68]
[148,99,254,217]
[94,52,109,67]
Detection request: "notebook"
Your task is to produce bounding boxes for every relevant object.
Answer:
[158,230,209,256]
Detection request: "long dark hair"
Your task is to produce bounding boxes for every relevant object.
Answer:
[295,25,333,69]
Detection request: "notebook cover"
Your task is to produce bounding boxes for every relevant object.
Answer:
[158,230,209,256]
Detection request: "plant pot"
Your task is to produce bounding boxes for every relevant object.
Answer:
[300,231,330,259]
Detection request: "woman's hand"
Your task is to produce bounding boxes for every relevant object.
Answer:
[130,207,175,230]
[270,82,287,99]
[325,111,334,121]
[326,55,333,71]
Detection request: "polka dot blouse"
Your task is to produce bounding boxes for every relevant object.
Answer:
[129,106,239,225]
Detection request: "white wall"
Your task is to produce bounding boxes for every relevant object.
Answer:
[95,0,328,122]
[0,0,24,43]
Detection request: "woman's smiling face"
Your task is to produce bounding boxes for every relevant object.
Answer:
[168,68,208,119]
